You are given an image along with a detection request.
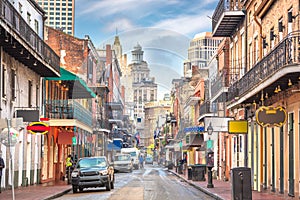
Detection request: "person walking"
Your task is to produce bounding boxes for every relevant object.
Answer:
[66,155,73,184]
[0,153,5,193]
[139,155,144,169]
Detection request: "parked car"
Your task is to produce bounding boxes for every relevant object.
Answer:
[113,154,133,173]
[71,156,114,193]
[145,156,153,165]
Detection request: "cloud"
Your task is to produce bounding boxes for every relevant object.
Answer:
[76,0,178,18]
[154,12,215,36]
[106,18,136,33]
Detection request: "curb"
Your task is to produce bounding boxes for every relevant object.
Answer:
[168,170,225,200]
[44,188,72,200]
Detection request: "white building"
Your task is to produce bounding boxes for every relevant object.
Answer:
[129,44,157,146]
[0,0,60,189]
[188,32,222,68]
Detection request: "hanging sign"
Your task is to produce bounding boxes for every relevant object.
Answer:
[27,122,50,134]
[256,106,287,127]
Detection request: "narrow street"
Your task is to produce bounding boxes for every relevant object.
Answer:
[55,164,215,200]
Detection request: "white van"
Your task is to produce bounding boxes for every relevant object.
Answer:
[121,148,140,169]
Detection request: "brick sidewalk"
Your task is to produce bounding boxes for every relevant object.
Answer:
[0,181,71,200]
[169,169,297,200]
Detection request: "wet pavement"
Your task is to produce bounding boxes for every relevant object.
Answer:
[0,168,298,200]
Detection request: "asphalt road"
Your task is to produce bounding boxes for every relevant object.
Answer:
[55,164,215,200]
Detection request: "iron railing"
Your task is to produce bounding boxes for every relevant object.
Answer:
[212,0,243,31]
[44,99,92,126]
[228,31,300,101]
[199,101,213,116]
[211,68,229,98]
[0,0,60,72]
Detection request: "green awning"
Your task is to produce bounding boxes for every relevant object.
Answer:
[45,68,96,99]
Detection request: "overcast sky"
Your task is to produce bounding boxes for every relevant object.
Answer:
[74,0,219,99]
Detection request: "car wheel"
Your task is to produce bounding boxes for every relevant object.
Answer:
[72,185,78,193]
[79,187,84,192]
[106,179,111,191]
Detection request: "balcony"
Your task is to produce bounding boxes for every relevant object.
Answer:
[0,0,60,77]
[212,0,245,37]
[106,101,124,111]
[45,99,92,126]
[227,31,300,108]
[198,101,214,121]
[107,108,123,126]
[211,68,229,103]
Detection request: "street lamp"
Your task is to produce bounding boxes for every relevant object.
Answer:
[207,122,213,135]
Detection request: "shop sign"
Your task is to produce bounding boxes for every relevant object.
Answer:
[256,106,287,127]
[228,120,248,134]
[27,122,50,134]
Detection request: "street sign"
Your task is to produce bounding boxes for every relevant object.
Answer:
[27,122,50,134]
[72,136,77,145]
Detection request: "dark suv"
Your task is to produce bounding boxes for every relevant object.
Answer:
[71,156,114,193]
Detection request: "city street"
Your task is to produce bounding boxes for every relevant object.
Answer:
[55,163,215,200]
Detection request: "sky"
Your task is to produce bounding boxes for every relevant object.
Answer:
[74,0,219,99]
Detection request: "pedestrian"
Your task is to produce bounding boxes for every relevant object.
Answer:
[66,154,73,184]
[0,153,5,193]
[139,155,144,169]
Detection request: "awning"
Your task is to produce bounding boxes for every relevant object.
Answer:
[184,133,204,148]
[45,67,96,99]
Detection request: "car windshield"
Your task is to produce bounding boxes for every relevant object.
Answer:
[114,155,131,161]
[77,158,107,168]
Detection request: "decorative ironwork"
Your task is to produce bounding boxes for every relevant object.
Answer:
[44,99,92,126]
[0,0,60,73]
[228,31,300,102]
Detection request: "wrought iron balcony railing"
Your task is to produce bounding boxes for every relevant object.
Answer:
[0,0,60,76]
[212,0,245,37]
[199,101,213,116]
[211,68,229,100]
[228,31,300,104]
[45,99,92,126]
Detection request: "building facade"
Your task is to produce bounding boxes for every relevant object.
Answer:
[212,0,300,197]
[128,44,157,147]
[0,0,60,189]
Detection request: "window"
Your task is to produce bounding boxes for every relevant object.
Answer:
[34,20,39,34]
[28,80,32,107]
[2,64,7,98]
[11,69,16,101]
[18,2,23,14]
[27,12,31,25]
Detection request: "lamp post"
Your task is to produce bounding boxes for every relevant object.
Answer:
[207,122,214,188]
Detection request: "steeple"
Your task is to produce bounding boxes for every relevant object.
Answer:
[113,28,122,59]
